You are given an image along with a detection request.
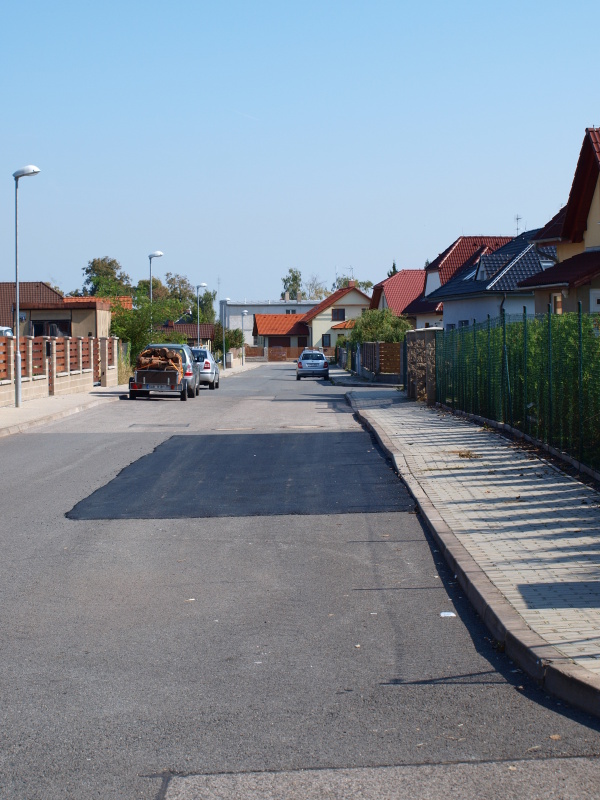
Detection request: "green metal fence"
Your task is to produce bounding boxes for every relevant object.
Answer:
[436,304,600,472]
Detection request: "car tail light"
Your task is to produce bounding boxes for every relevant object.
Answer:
[204,360,211,369]
[184,366,193,377]
[298,362,302,368]
[324,361,328,368]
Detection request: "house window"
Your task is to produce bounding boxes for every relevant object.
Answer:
[458,319,470,328]
[446,323,456,331]
[551,293,563,314]
[286,309,297,314]
[322,334,331,347]
[332,308,345,321]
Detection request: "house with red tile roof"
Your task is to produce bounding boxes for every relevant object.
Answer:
[518,128,600,314]
[301,282,371,348]
[370,270,426,323]
[252,314,309,348]
[403,236,512,327]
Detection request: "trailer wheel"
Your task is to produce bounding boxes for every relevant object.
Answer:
[180,386,188,401]
[129,390,138,400]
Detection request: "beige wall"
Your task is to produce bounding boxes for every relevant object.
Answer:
[533,276,600,315]
[22,307,111,337]
[309,290,369,348]
[557,176,600,262]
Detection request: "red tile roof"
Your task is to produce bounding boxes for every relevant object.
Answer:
[302,284,372,323]
[0,282,64,327]
[331,319,356,329]
[253,314,309,337]
[561,128,600,243]
[518,250,600,289]
[370,270,426,314]
[64,295,134,310]
[157,322,215,340]
[431,236,513,285]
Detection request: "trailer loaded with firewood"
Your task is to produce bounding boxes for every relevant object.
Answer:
[129,346,189,400]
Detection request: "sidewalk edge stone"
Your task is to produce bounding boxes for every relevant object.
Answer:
[348,391,600,718]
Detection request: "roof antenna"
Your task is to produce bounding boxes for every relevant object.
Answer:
[515,214,522,237]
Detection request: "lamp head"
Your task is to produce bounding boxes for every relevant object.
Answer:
[148,251,163,259]
[13,165,40,180]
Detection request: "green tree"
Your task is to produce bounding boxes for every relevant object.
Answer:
[304,274,329,301]
[332,274,373,293]
[165,272,196,307]
[194,289,217,323]
[281,268,302,299]
[350,308,412,345]
[387,261,398,278]
[213,322,244,356]
[136,276,169,301]
[110,291,189,365]
[83,257,132,296]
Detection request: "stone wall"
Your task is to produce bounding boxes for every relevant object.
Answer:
[406,328,438,405]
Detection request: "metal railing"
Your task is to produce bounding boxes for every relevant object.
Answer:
[436,304,600,471]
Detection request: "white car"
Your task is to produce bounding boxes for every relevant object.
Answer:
[192,348,220,389]
[0,327,14,338]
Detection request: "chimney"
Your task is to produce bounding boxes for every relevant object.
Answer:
[296,291,302,301]
[284,291,290,301]
[348,280,356,288]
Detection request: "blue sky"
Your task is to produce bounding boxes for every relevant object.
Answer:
[1,0,599,301]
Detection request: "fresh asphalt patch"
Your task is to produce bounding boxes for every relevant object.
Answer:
[66,431,414,519]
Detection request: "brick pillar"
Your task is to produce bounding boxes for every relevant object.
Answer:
[7,337,14,381]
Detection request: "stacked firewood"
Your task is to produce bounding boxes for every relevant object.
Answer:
[135,347,184,380]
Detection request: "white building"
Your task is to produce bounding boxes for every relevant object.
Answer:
[220,296,318,345]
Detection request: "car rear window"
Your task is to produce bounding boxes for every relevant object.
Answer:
[194,350,208,359]
[302,352,324,361]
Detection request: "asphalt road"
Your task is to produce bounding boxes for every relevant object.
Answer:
[1,363,600,799]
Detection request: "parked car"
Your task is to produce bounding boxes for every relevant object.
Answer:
[191,347,220,389]
[296,349,329,380]
[0,326,14,338]
[144,342,200,398]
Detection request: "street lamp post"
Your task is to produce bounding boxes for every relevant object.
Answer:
[222,298,230,369]
[148,251,163,333]
[13,165,41,408]
[242,309,248,365]
[196,282,207,346]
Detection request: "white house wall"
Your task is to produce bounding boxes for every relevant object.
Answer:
[442,295,535,328]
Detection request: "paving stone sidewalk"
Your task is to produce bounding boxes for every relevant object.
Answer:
[349,388,600,710]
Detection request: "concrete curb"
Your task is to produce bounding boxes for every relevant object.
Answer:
[0,394,123,439]
[347,391,600,719]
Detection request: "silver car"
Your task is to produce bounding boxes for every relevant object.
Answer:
[192,347,220,389]
[296,349,329,380]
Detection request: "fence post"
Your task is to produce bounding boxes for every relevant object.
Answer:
[402,337,407,389]
[578,300,583,466]
[472,319,477,415]
[523,306,528,435]
[487,315,491,417]
[547,304,553,446]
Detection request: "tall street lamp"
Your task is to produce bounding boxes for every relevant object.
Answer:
[13,165,41,408]
[196,282,207,345]
[222,298,230,369]
[148,251,163,334]
[148,251,163,305]
[242,309,248,365]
